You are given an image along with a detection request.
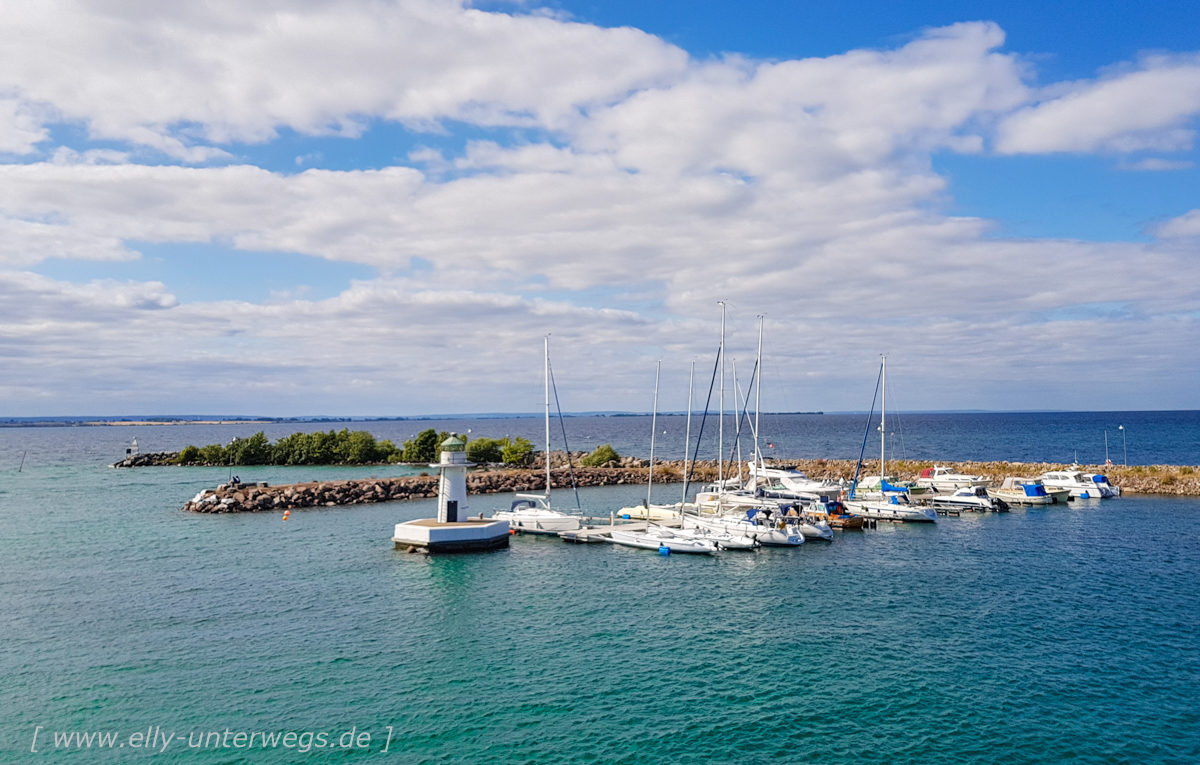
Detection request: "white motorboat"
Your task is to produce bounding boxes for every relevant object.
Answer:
[915,465,992,492]
[608,526,719,555]
[991,477,1060,505]
[682,510,804,547]
[492,336,582,534]
[929,485,1006,512]
[1041,468,1120,499]
[843,493,938,523]
[494,495,582,533]
[746,462,844,501]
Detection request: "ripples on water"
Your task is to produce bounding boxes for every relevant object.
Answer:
[1,433,1199,763]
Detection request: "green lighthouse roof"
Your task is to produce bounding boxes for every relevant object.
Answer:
[440,435,466,451]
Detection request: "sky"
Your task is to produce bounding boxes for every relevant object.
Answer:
[2,0,1199,416]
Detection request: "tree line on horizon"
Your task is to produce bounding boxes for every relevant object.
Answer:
[175,428,621,468]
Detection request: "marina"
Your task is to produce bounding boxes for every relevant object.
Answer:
[4,415,1200,764]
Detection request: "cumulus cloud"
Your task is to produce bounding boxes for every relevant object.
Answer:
[0,0,687,160]
[995,55,1200,154]
[1153,209,1200,238]
[0,5,1197,413]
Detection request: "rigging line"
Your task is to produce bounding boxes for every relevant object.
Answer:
[850,363,884,499]
[683,344,722,500]
[546,355,582,512]
[723,358,759,482]
[890,379,908,461]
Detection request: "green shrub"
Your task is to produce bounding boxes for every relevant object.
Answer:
[467,437,507,464]
[177,445,201,464]
[581,444,619,467]
[501,437,535,466]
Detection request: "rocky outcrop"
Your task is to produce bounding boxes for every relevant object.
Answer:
[112,452,178,467]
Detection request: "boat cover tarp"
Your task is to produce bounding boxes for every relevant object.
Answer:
[880,479,909,494]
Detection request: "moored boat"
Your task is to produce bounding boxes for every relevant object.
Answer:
[1041,467,1120,499]
[929,485,1007,512]
[843,493,938,523]
[916,465,992,492]
[992,477,1060,505]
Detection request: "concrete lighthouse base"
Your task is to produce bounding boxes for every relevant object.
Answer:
[392,518,510,553]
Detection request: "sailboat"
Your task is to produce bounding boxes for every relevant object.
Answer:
[680,312,805,546]
[493,336,583,534]
[843,356,937,524]
[612,360,759,551]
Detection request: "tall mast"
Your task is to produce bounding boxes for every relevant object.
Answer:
[754,314,763,480]
[681,359,695,506]
[880,353,887,478]
[544,334,551,498]
[718,300,726,488]
[647,359,661,506]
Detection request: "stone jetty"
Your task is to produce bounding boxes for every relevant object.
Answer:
[182,461,720,514]
[180,457,1199,513]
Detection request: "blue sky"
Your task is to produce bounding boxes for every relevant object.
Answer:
[1,0,1198,416]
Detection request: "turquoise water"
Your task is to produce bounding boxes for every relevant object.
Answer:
[2,427,1200,763]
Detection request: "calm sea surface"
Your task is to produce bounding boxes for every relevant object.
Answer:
[2,415,1198,763]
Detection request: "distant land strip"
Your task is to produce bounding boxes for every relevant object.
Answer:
[176,459,1200,513]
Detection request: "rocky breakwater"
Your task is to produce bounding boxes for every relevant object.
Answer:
[112,452,178,467]
[182,461,723,513]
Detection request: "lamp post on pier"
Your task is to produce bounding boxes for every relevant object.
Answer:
[1119,425,1127,466]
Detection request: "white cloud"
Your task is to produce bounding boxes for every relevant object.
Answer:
[1120,158,1195,171]
[0,9,1197,413]
[0,0,688,160]
[1153,209,1200,238]
[995,55,1200,154]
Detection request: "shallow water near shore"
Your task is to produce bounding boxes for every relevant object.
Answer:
[2,420,1200,763]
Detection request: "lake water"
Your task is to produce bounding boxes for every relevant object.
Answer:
[2,416,1198,763]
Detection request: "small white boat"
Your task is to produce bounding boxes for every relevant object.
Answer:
[843,493,938,523]
[916,465,992,492]
[493,495,582,534]
[746,462,844,501]
[682,511,804,547]
[992,477,1060,505]
[930,485,1006,512]
[1041,468,1120,499]
[608,526,718,555]
[774,505,834,540]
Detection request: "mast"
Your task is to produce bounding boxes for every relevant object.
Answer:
[544,334,552,498]
[647,359,661,506]
[718,300,726,488]
[754,314,763,484]
[880,353,887,479]
[681,359,694,506]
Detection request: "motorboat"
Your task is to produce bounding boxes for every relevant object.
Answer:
[775,504,834,541]
[991,477,1061,505]
[843,492,938,523]
[746,462,844,502]
[494,495,582,533]
[915,465,992,492]
[1041,468,1120,499]
[682,509,804,547]
[608,526,719,554]
[929,485,1007,512]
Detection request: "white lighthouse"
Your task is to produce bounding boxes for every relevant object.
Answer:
[392,434,509,553]
[434,434,470,522]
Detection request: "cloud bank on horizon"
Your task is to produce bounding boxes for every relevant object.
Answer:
[1,0,1198,415]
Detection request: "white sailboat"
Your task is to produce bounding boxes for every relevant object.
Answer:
[844,356,938,524]
[493,336,583,534]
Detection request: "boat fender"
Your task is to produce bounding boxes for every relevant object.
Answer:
[658,546,670,556]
